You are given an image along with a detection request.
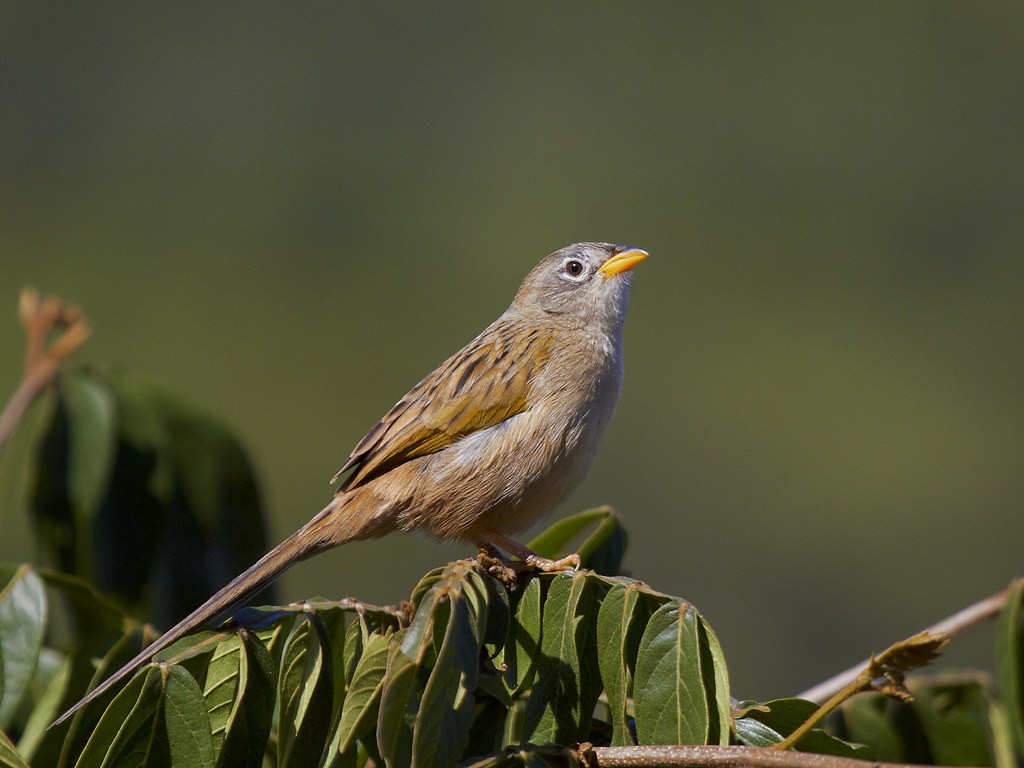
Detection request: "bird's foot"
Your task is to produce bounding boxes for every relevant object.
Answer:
[474,529,581,574]
[476,545,519,584]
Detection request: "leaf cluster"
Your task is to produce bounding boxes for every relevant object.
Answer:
[0,507,733,767]
[2,347,1023,767]
[24,368,274,630]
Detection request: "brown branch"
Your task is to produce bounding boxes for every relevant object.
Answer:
[0,288,90,447]
[579,744,939,768]
[797,577,1022,704]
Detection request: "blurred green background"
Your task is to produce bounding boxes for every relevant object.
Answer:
[2,3,1022,701]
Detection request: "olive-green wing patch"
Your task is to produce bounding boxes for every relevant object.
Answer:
[333,323,551,490]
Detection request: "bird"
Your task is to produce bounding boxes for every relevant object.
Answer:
[53,241,647,727]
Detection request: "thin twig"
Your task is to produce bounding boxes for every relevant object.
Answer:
[0,288,90,447]
[797,577,1022,704]
[580,744,942,768]
[774,632,946,750]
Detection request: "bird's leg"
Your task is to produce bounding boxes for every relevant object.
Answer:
[474,528,581,572]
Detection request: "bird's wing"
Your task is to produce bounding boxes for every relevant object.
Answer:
[333,323,552,490]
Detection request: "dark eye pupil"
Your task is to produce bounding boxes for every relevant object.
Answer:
[567,260,583,276]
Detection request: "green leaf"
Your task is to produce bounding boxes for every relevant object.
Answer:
[463,695,511,760]
[522,572,602,744]
[526,508,606,561]
[377,638,423,767]
[73,665,165,768]
[414,591,480,768]
[113,374,275,624]
[527,507,627,574]
[733,710,785,747]
[203,632,275,767]
[596,580,643,746]
[467,568,507,658]
[314,607,357,729]
[0,729,30,768]
[500,576,541,697]
[698,617,731,745]
[988,693,1020,768]
[55,628,151,766]
[839,694,905,763]
[0,564,47,730]
[154,630,225,668]
[36,568,127,649]
[61,372,117,530]
[911,680,995,767]
[574,507,627,576]
[633,601,708,745]
[996,579,1024,758]
[277,616,333,767]
[163,665,216,767]
[733,698,866,757]
[408,566,447,611]
[13,649,67,762]
[333,632,390,755]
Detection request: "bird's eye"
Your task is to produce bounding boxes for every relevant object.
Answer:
[564,259,585,278]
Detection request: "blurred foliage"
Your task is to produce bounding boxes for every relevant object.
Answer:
[27,367,274,631]
[1,2,1022,701]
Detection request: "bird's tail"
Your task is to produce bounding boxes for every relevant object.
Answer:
[51,495,361,728]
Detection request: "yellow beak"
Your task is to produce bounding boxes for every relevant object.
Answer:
[598,247,649,279]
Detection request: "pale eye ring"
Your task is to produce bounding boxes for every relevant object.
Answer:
[563,259,586,278]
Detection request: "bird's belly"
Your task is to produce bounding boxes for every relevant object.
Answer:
[392,404,607,541]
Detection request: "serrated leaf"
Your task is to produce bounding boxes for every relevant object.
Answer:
[596,581,642,746]
[164,665,216,767]
[414,593,480,768]
[0,565,47,730]
[522,572,602,744]
[633,601,707,745]
[277,617,333,767]
[333,632,390,755]
[996,579,1024,758]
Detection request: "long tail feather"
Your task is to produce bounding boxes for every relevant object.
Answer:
[51,498,347,728]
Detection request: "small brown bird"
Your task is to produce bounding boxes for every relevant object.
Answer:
[54,241,647,726]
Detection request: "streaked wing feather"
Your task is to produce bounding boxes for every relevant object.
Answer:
[334,324,551,490]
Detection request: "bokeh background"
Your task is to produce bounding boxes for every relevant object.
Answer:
[2,3,1022,701]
